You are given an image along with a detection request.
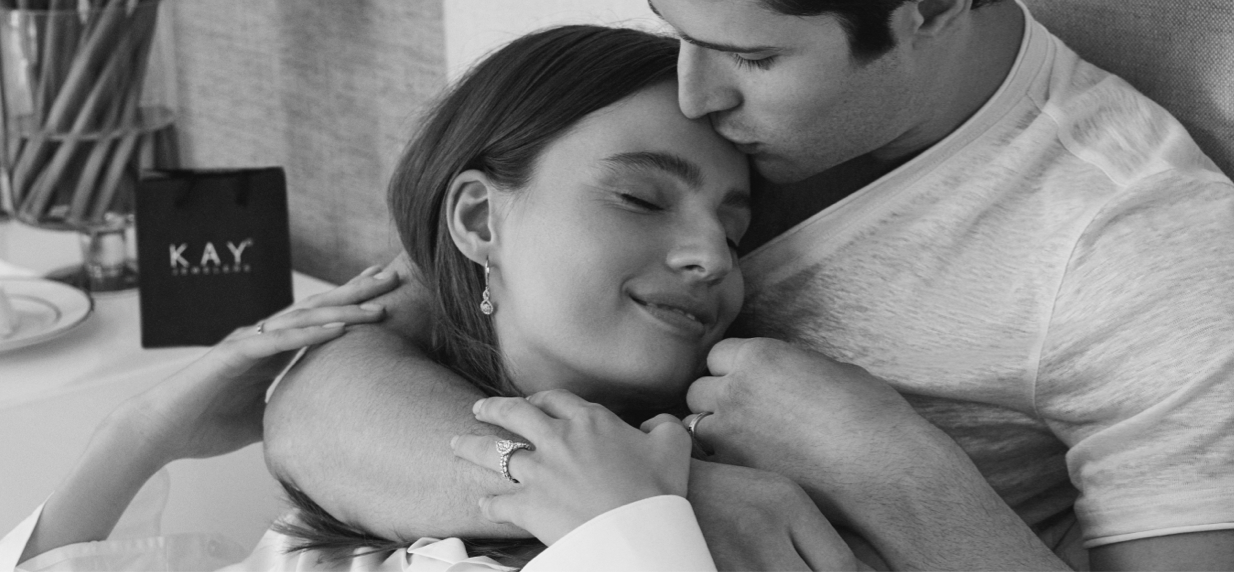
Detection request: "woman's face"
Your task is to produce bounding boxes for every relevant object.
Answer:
[489,81,750,412]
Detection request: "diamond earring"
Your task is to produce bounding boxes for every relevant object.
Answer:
[480,258,494,315]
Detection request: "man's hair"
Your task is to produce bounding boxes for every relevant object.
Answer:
[760,0,1007,61]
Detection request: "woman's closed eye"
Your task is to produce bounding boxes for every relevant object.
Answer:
[731,53,776,71]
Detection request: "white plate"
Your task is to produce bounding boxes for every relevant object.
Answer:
[0,278,93,353]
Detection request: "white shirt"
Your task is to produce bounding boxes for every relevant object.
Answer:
[0,494,713,571]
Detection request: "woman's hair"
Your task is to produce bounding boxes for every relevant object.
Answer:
[273,24,679,567]
[390,24,678,399]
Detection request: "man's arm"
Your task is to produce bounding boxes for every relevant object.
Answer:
[262,254,523,539]
[689,338,1069,571]
[1092,531,1234,571]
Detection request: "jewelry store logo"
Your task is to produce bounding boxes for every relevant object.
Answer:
[169,239,254,276]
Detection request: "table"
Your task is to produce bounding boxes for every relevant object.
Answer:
[0,221,335,551]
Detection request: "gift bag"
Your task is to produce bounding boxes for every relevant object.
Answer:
[135,168,293,347]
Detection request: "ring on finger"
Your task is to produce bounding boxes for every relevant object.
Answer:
[255,321,266,335]
[495,439,533,484]
[686,411,712,443]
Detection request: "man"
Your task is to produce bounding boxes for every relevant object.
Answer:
[265,0,1234,569]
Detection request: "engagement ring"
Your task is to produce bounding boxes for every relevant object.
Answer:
[495,439,533,484]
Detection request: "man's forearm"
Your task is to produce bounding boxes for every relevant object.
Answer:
[803,422,1068,571]
[264,325,525,539]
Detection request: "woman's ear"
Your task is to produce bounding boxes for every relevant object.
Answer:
[445,169,500,264]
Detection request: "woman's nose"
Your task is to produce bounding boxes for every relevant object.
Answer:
[676,42,740,120]
[666,221,734,284]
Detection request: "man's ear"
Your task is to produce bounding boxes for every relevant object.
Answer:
[898,0,971,41]
[445,169,500,264]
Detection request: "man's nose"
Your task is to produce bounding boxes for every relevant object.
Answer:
[677,42,740,120]
[666,220,734,285]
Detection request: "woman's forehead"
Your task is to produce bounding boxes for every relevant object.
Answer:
[536,90,748,193]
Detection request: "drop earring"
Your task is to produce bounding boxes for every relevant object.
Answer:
[480,258,494,315]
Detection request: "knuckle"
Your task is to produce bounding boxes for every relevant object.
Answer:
[488,397,517,417]
[744,337,781,360]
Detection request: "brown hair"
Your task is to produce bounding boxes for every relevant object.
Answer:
[390,24,679,399]
[273,24,679,567]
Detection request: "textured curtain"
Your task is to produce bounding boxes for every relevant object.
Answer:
[168,0,443,283]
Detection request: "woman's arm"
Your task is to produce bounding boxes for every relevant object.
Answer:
[14,268,396,564]
[17,410,168,563]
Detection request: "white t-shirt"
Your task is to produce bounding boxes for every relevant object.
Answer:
[736,1,1234,555]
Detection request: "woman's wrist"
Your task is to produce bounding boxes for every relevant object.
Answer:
[20,404,177,562]
[96,401,182,476]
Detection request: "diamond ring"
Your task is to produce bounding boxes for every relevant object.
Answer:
[495,439,533,484]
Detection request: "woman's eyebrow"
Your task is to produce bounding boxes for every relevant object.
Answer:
[602,151,702,188]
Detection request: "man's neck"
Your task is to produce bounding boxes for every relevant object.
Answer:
[740,1,1026,254]
[874,0,1026,167]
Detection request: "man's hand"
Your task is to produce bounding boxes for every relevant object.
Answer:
[687,459,865,571]
[686,337,925,523]
[686,337,1068,570]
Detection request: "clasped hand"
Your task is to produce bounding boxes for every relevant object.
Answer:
[685,337,930,523]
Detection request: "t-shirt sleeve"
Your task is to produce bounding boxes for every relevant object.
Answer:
[522,495,716,572]
[1035,173,1234,547]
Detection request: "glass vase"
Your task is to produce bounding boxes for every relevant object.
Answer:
[0,0,177,293]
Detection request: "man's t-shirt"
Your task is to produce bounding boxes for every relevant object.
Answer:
[736,3,1234,558]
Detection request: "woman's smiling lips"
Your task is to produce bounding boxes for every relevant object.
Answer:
[630,291,716,338]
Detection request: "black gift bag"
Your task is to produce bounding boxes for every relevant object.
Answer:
[136,168,294,347]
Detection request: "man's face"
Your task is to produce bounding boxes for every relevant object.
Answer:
[650,0,923,184]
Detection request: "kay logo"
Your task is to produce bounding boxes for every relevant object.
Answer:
[169,239,254,276]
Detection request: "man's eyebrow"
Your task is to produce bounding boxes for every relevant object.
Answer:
[648,0,778,53]
[604,151,703,189]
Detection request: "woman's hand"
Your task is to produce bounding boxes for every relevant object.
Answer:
[17,266,400,564]
[450,389,692,545]
[117,265,399,467]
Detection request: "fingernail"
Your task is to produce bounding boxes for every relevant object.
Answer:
[450,435,459,449]
[472,399,484,415]
[360,303,383,312]
[359,265,382,277]
[323,322,345,328]
[374,271,392,280]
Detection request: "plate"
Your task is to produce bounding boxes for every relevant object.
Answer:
[0,278,93,353]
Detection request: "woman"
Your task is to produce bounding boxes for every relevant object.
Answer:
[264,23,751,569]
[2,24,859,571]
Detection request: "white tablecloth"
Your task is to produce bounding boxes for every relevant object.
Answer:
[0,221,335,551]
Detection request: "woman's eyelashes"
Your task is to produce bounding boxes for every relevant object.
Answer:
[731,53,776,71]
